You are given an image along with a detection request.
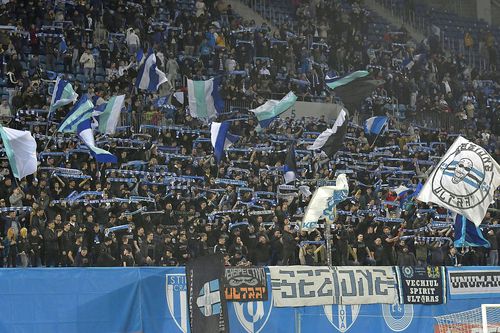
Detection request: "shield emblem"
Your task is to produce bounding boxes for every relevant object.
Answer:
[232,273,273,333]
[381,303,414,332]
[165,273,190,333]
[323,304,361,332]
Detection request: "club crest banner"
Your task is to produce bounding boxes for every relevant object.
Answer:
[396,266,446,304]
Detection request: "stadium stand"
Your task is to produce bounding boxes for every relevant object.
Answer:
[0,0,497,270]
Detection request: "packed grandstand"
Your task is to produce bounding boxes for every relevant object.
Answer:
[0,0,498,271]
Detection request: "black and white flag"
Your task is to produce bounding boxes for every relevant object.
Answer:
[307,108,348,157]
[186,254,229,333]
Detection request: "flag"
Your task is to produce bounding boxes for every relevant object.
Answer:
[364,116,388,135]
[58,95,94,133]
[59,37,68,54]
[187,78,224,120]
[249,91,297,129]
[93,95,125,135]
[186,254,229,333]
[0,126,37,180]
[394,185,411,198]
[325,70,369,89]
[135,51,168,92]
[136,48,144,64]
[301,174,349,231]
[326,71,383,110]
[307,108,348,157]
[49,76,78,117]
[453,213,490,248]
[210,121,238,163]
[77,119,117,163]
[283,143,297,184]
[417,136,500,226]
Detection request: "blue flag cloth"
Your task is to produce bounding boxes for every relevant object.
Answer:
[284,144,297,184]
[210,121,239,163]
[453,213,490,248]
[77,119,117,163]
[364,116,388,135]
[49,76,78,118]
[135,51,168,92]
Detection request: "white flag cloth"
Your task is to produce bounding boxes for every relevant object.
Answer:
[0,126,37,180]
[417,136,500,226]
[301,174,349,231]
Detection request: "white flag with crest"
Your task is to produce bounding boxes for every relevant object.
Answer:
[417,136,500,226]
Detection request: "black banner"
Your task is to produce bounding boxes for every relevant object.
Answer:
[223,267,268,302]
[397,266,446,304]
[186,254,229,333]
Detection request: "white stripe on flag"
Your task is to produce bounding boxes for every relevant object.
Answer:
[307,108,347,151]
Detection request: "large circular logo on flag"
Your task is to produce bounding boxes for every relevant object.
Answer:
[431,142,494,209]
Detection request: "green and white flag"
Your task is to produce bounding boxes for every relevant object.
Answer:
[0,126,37,180]
[93,95,125,135]
[58,95,94,133]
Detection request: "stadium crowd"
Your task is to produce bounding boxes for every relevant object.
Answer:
[0,0,498,269]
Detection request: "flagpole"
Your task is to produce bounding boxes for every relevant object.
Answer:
[369,120,388,149]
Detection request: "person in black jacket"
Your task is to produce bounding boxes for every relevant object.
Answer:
[96,237,116,267]
[281,224,297,265]
[75,247,92,267]
[60,223,75,267]
[44,220,61,267]
[28,228,42,267]
[254,235,271,266]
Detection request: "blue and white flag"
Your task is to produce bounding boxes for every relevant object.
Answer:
[210,121,238,163]
[250,91,297,129]
[135,51,168,92]
[77,119,117,163]
[188,78,224,120]
[453,213,490,248]
[59,37,68,54]
[154,95,177,114]
[136,49,144,64]
[301,174,349,231]
[49,76,78,117]
[417,136,500,226]
[58,95,94,133]
[284,143,297,184]
[0,125,37,180]
[364,116,388,135]
[93,95,125,135]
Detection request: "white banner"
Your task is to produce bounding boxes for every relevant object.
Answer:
[447,268,500,299]
[269,266,397,307]
[269,266,335,307]
[417,136,500,226]
[333,267,398,305]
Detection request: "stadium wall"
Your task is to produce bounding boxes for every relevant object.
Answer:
[282,101,344,121]
[0,267,498,333]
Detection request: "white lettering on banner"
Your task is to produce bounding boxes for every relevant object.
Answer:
[269,266,335,307]
[269,266,397,307]
[448,270,500,298]
[333,267,398,305]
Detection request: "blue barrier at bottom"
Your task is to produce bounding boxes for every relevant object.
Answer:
[0,267,497,333]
